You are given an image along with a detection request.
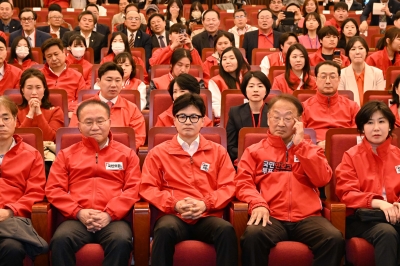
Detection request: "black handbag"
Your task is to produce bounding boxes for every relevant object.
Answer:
[355,208,388,223]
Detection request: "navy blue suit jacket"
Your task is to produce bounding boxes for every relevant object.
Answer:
[243,30,282,64]
[9,29,51,48]
[0,19,21,33]
[361,0,400,25]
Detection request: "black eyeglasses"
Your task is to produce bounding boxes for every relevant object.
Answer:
[175,114,203,123]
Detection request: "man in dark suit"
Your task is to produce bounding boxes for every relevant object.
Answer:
[9,8,51,48]
[148,13,170,48]
[74,4,111,42]
[359,0,400,32]
[342,0,362,11]
[243,8,282,64]
[192,9,234,58]
[120,10,152,70]
[62,10,106,64]
[36,9,69,39]
[0,1,20,33]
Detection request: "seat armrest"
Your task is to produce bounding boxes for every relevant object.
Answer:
[230,201,248,266]
[133,201,150,266]
[31,201,52,266]
[322,199,346,237]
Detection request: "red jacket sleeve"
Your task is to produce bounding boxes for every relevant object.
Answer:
[129,107,146,148]
[149,46,173,66]
[201,148,236,212]
[336,152,384,209]
[104,150,141,220]
[5,150,46,217]
[292,141,332,187]
[140,149,180,214]
[236,148,270,214]
[68,75,87,112]
[45,150,83,219]
[190,48,202,66]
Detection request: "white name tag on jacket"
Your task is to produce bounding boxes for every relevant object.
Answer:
[294,155,299,162]
[105,162,124,170]
[395,165,400,174]
[200,162,210,172]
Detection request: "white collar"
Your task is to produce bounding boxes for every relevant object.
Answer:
[99,92,118,104]
[127,29,137,37]
[24,30,35,39]
[99,137,109,150]
[49,64,66,77]
[0,64,4,77]
[177,134,200,156]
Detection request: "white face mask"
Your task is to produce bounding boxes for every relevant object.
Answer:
[71,47,86,58]
[192,10,201,19]
[112,42,125,55]
[16,46,29,59]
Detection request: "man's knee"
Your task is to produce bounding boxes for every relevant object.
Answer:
[372,223,399,243]
[241,225,267,246]
[213,219,236,239]
[154,216,181,238]
[0,238,25,259]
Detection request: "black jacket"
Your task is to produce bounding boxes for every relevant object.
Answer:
[243,30,282,64]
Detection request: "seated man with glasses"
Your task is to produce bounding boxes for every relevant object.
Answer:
[46,98,142,266]
[140,93,238,266]
[9,8,51,48]
[236,93,345,266]
[302,61,359,150]
[69,62,146,148]
[37,7,69,39]
[228,9,258,48]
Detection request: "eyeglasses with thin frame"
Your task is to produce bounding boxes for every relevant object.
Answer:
[268,114,294,125]
[259,16,272,20]
[0,116,14,125]
[235,15,246,19]
[50,16,63,20]
[126,17,140,21]
[21,17,34,22]
[175,114,203,123]
[79,119,109,127]
[317,74,339,81]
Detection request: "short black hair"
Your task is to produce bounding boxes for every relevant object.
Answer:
[314,61,341,77]
[48,3,62,12]
[233,9,247,17]
[78,10,97,25]
[355,101,395,136]
[202,9,220,21]
[0,36,6,47]
[345,36,368,59]
[168,73,201,101]
[334,2,349,11]
[114,52,136,80]
[19,8,37,20]
[86,3,99,11]
[98,62,124,79]
[268,94,304,116]
[394,10,400,21]
[240,71,271,100]
[318,26,339,40]
[68,34,87,47]
[257,8,271,19]
[278,32,299,52]
[125,3,139,14]
[171,48,193,67]
[41,38,64,54]
[77,99,110,121]
[148,13,165,25]
[170,23,187,33]
[172,93,206,117]
[391,75,400,106]
[0,1,13,9]
[19,68,53,109]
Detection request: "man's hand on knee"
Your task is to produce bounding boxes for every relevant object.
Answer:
[248,207,272,227]
[0,209,13,222]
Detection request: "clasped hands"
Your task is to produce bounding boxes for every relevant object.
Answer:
[77,209,111,233]
[175,197,206,220]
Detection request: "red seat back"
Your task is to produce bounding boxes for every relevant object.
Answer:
[151,65,203,79]
[386,66,400,90]
[15,127,44,158]
[363,90,393,106]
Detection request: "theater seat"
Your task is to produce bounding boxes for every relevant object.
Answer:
[293,90,354,102]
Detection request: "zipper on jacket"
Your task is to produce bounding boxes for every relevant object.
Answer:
[285,150,288,162]
[289,174,292,222]
[95,153,98,164]
[190,157,193,164]
[327,97,330,108]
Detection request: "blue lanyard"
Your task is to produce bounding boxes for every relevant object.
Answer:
[307,35,319,49]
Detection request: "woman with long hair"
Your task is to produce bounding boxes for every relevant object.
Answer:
[390,75,400,127]
[186,1,204,35]
[337,18,360,49]
[8,36,38,71]
[226,71,270,164]
[100,32,149,84]
[17,69,64,141]
[339,36,385,106]
[272,43,317,93]
[209,47,250,120]
[298,12,321,49]
[165,0,185,30]
[366,27,400,77]
[299,0,326,26]
[86,0,107,16]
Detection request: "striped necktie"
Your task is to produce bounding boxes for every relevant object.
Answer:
[129,33,135,48]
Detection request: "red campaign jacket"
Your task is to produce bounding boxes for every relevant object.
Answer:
[365,47,400,77]
[0,31,8,45]
[69,94,146,147]
[66,53,93,89]
[17,106,64,142]
[210,74,241,92]
[272,71,317,94]
[336,137,400,216]
[236,131,332,222]
[202,55,218,86]
[41,64,87,111]
[152,73,173,90]
[13,59,38,71]
[140,134,236,224]
[149,45,203,67]
[268,52,285,67]
[123,78,142,90]
[45,132,141,220]
[0,62,22,93]
[0,135,46,218]
[43,0,69,7]
[390,104,400,127]
[100,53,149,85]
[302,91,360,142]
[309,48,350,67]
[155,105,213,127]
[324,18,342,34]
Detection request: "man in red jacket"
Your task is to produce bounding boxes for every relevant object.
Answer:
[46,99,141,266]
[236,94,344,266]
[140,93,238,266]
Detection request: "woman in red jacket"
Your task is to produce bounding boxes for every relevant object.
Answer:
[66,34,93,89]
[366,27,400,77]
[155,73,213,127]
[336,101,400,266]
[17,69,64,142]
[8,36,38,71]
[390,75,400,127]
[202,32,234,85]
[209,47,250,121]
[100,32,149,84]
[113,52,146,111]
[272,43,317,94]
